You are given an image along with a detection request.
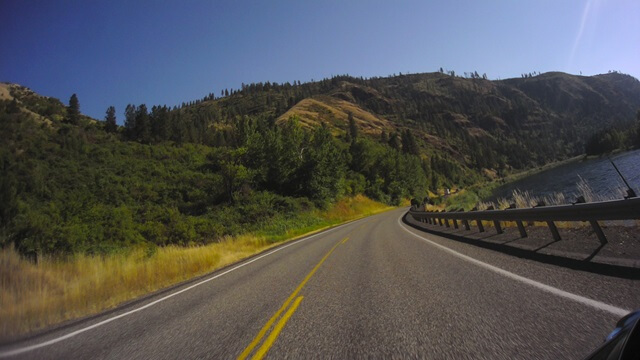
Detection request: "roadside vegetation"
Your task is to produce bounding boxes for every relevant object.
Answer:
[0,86,411,338]
[0,90,436,259]
[1,70,639,337]
[0,195,391,339]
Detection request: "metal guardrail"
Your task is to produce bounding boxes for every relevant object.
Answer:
[408,197,640,243]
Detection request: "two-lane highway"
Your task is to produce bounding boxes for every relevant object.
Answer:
[2,208,639,359]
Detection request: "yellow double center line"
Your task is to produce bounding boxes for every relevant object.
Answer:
[238,237,349,360]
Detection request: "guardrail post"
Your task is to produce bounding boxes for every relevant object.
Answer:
[471,207,485,232]
[573,196,606,243]
[462,219,471,230]
[437,217,442,226]
[516,221,527,238]
[451,209,463,229]
[535,202,561,241]
[443,211,450,228]
[589,220,608,244]
[487,206,503,234]
[547,221,561,241]
[509,204,527,238]
[494,221,503,234]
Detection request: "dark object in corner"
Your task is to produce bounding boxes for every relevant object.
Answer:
[584,309,640,360]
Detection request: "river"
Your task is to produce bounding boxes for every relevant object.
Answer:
[488,149,640,203]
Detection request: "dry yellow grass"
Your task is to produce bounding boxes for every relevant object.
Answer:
[0,83,13,100]
[277,96,394,135]
[0,195,392,340]
[322,194,395,222]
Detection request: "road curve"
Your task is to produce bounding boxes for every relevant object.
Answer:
[2,208,639,359]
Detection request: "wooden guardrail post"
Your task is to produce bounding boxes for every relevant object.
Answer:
[516,221,528,238]
[547,221,561,241]
[443,211,450,228]
[452,209,461,229]
[462,219,471,230]
[509,204,528,238]
[477,219,485,232]
[461,208,470,230]
[573,197,608,244]
[589,220,608,244]
[487,206,503,234]
[471,207,485,232]
[535,201,561,241]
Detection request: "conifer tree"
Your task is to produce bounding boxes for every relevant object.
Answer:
[124,104,136,140]
[388,132,401,150]
[105,106,117,133]
[348,112,358,142]
[401,129,420,155]
[135,104,150,143]
[67,94,80,124]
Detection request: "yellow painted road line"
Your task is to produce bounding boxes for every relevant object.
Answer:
[251,296,304,360]
[342,237,349,244]
[237,240,343,359]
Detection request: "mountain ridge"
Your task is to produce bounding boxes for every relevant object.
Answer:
[177,70,639,170]
[3,70,640,172]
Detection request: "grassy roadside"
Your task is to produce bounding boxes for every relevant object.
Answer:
[0,195,394,340]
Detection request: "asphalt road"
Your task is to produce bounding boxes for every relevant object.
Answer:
[2,208,639,359]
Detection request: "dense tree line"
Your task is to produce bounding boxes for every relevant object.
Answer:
[0,91,444,258]
[584,110,640,155]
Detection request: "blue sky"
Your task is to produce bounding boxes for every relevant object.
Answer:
[1,0,639,121]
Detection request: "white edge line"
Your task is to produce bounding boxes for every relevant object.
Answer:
[0,218,362,358]
[398,214,631,318]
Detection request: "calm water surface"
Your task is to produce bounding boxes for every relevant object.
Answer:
[489,149,640,202]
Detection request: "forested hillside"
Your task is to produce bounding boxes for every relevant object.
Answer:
[0,83,431,258]
[158,70,640,171]
[1,70,639,257]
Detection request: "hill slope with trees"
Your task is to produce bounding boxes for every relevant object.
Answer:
[1,70,639,257]
[126,70,639,174]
